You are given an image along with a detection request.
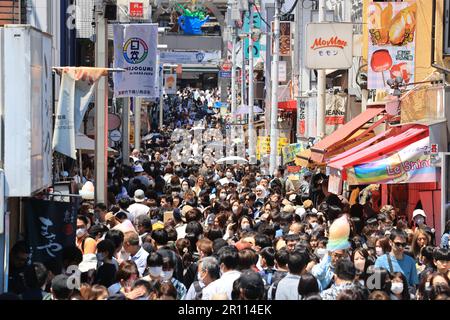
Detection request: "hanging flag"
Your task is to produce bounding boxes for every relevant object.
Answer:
[52,67,108,159]
[113,23,158,98]
[24,199,77,265]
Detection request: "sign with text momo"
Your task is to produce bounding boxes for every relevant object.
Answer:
[305,23,353,69]
[113,24,158,98]
[368,2,416,89]
[346,137,437,185]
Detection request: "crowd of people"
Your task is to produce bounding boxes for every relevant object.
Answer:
[5,87,450,301]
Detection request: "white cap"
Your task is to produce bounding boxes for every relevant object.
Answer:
[295,207,306,218]
[412,209,426,219]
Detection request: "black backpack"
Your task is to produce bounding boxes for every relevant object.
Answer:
[192,281,203,300]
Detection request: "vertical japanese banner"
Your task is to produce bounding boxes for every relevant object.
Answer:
[113,24,158,98]
[367,1,416,89]
[325,93,347,136]
[297,99,306,138]
[272,22,292,56]
[25,199,77,265]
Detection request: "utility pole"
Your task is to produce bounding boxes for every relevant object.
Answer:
[231,26,237,119]
[122,97,130,165]
[134,98,141,151]
[269,0,280,174]
[241,38,246,108]
[94,2,108,205]
[159,60,164,130]
[293,0,302,143]
[248,2,256,163]
[317,0,326,139]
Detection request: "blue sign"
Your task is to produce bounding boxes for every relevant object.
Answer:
[243,10,261,59]
[219,71,232,78]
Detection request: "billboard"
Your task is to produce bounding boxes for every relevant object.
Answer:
[367,2,416,89]
[2,26,53,197]
[305,23,353,69]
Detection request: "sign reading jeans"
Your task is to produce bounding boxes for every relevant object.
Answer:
[113,24,158,98]
[25,199,77,265]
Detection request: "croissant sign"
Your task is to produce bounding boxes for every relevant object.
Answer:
[305,23,353,70]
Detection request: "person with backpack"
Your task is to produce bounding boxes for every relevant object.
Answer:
[184,256,220,300]
[258,247,277,291]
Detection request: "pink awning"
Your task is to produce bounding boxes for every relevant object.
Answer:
[328,125,429,170]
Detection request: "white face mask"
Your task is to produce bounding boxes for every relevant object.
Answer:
[96,253,104,262]
[310,222,318,230]
[375,247,384,257]
[226,172,233,179]
[197,271,205,283]
[232,206,239,214]
[219,193,227,201]
[391,282,404,295]
[76,228,87,239]
[148,266,163,278]
[182,185,189,191]
[160,270,174,281]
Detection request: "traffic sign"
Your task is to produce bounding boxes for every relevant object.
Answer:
[109,130,122,142]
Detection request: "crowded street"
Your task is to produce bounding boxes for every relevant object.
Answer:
[0,0,449,304]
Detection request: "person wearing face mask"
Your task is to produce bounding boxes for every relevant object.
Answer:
[201,246,241,300]
[374,229,418,288]
[159,254,187,300]
[389,272,411,300]
[184,257,220,300]
[94,240,117,289]
[375,237,391,258]
[219,169,235,186]
[412,209,427,230]
[142,252,164,282]
[217,188,228,202]
[76,216,97,255]
[352,248,374,287]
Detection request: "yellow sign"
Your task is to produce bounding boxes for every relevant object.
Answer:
[256,136,289,160]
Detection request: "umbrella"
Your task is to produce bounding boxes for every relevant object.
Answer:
[234,105,264,115]
[216,156,248,164]
[76,133,117,154]
[142,133,162,141]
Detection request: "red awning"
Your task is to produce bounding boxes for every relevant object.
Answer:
[310,107,386,163]
[328,125,429,170]
[278,100,297,111]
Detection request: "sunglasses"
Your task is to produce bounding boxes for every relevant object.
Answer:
[394,242,407,248]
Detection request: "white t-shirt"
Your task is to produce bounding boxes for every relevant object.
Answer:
[202,270,241,300]
[127,203,150,224]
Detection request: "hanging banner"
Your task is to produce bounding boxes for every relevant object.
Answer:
[367,2,416,89]
[279,22,292,56]
[297,99,307,138]
[325,93,347,136]
[159,51,221,64]
[164,74,177,94]
[52,67,108,159]
[25,199,77,265]
[243,9,261,59]
[346,137,437,185]
[113,23,158,98]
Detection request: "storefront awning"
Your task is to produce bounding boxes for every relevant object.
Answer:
[310,107,386,163]
[328,125,429,171]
